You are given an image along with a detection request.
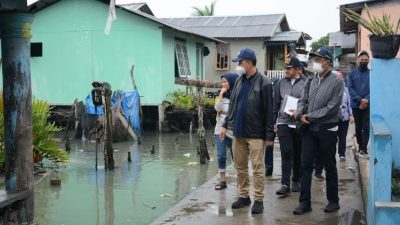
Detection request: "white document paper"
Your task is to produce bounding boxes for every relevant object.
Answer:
[283,95,299,115]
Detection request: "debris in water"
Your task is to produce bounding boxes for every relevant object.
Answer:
[186,162,198,166]
[78,149,84,152]
[183,153,191,158]
[151,145,155,154]
[160,193,173,197]
[142,202,156,209]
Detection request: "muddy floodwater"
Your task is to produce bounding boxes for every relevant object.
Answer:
[34,131,228,225]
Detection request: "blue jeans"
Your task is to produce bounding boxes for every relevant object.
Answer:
[214,134,232,172]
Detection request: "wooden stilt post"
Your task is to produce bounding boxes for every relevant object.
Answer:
[196,87,209,164]
[103,86,114,170]
[284,44,288,63]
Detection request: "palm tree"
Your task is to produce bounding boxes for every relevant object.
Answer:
[192,0,217,16]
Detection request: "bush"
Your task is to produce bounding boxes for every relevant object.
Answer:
[167,90,215,110]
[0,96,68,171]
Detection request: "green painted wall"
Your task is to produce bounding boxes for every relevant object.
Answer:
[27,0,164,105]
[1,0,208,106]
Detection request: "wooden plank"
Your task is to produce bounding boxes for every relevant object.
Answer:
[175,78,221,88]
[0,190,31,209]
[116,111,138,142]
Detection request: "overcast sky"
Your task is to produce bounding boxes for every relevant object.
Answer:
[28,0,361,41]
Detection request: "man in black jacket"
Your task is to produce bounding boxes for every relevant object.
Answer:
[293,48,344,215]
[221,48,274,214]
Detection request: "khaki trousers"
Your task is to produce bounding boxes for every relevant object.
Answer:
[233,138,265,201]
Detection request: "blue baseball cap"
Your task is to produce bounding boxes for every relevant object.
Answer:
[309,48,332,60]
[232,48,257,62]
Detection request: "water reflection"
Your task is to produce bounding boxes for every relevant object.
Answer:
[34,131,220,225]
[104,171,114,225]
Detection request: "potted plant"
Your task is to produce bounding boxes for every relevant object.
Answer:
[344,3,400,59]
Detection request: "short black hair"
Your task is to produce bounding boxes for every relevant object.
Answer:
[357,50,369,58]
[242,59,257,66]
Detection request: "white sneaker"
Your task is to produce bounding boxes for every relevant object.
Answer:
[339,156,346,161]
[359,151,369,159]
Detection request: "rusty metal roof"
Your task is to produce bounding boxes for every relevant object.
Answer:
[163,14,290,38]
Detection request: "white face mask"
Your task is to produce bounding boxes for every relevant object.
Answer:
[235,66,246,75]
[313,62,323,73]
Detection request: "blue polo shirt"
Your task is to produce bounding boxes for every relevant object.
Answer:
[234,74,254,138]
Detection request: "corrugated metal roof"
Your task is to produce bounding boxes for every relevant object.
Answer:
[268,31,303,42]
[27,0,222,43]
[163,14,289,38]
[119,3,146,11]
[119,6,223,43]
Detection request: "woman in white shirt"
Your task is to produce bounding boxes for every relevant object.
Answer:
[214,73,238,190]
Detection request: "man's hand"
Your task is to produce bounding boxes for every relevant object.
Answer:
[360,99,369,105]
[359,99,369,110]
[289,109,297,118]
[300,115,310,125]
[273,124,277,133]
[220,127,227,140]
[265,140,274,147]
[349,115,355,124]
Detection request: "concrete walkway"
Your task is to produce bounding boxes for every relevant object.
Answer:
[150,125,366,225]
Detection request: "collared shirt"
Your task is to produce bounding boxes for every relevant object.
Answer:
[234,74,255,138]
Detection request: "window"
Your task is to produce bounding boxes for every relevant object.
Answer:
[216,43,229,70]
[175,40,191,78]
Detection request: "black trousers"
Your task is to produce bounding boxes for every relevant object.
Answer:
[265,133,276,174]
[299,129,339,205]
[277,124,302,186]
[353,108,370,151]
[314,153,324,175]
[338,120,350,157]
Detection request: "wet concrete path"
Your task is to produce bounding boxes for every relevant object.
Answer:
[150,125,366,225]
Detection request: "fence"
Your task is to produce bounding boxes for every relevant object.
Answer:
[265,70,285,80]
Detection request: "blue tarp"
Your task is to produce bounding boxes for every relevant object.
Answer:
[85,94,104,115]
[84,89,141,138]
[113,90,142,138]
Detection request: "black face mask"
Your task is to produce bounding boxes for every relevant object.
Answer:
[359,62,369,71]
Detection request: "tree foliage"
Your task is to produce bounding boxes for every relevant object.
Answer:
[310,34,329,52]
[192,0,216,16]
